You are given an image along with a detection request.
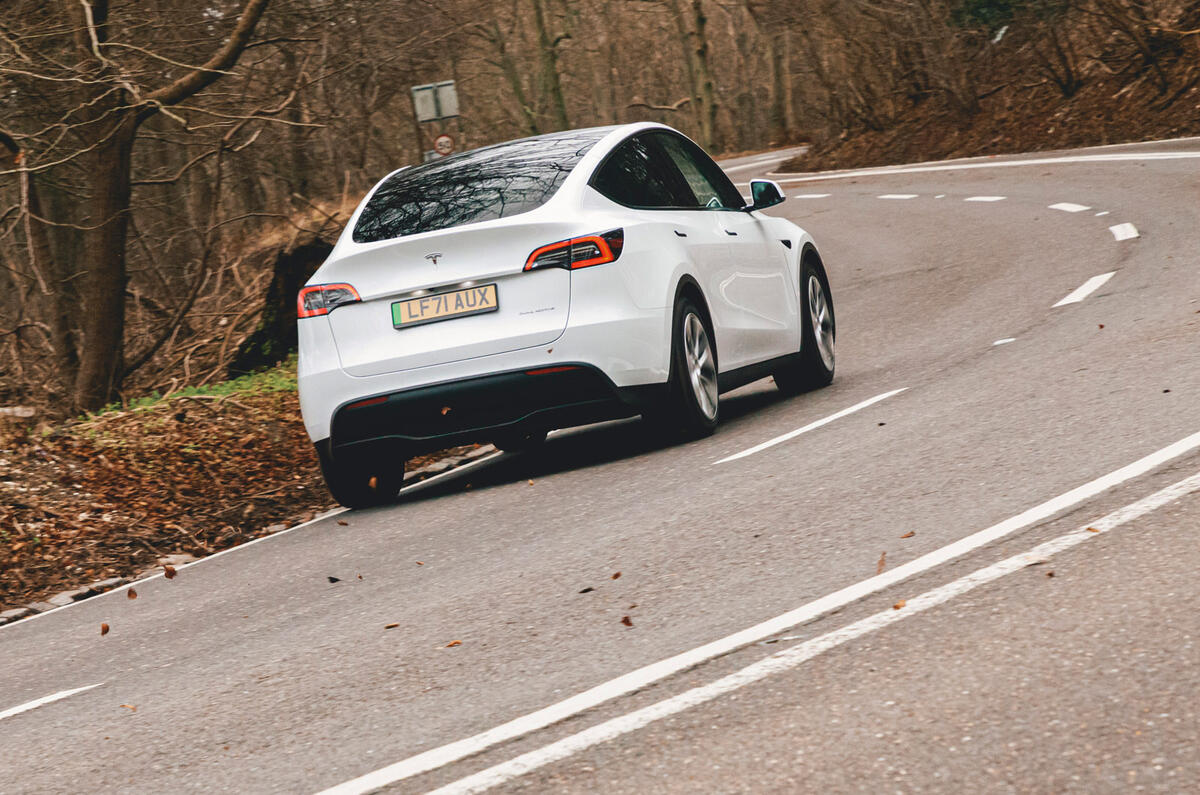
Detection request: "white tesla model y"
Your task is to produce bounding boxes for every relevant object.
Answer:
[298,122,835,507]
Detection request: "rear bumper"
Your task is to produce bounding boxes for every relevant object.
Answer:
[322,364,662,460]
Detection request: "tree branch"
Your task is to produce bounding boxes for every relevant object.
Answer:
[142,0,271,111]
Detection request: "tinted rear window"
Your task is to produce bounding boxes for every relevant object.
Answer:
[352,131,607,243]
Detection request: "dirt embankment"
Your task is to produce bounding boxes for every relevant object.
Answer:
[784,54,1200,173]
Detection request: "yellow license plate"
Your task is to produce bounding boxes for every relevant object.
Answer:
[392,284,498,328]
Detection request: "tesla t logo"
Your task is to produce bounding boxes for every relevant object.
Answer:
[425,253,442,265]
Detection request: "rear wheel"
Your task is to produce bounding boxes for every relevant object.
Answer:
[316,444,405,509]
[647,296,719,438]
[775,257,835,395]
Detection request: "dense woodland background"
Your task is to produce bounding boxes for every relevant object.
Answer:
[3,0,1200,416]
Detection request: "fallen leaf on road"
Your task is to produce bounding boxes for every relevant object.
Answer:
[119,704,136,712]
[1046,571,1055,578]
[416,561,424,566]
[621,616,633,627]
[337,520,349,526]
[899,531,915,539]
[876,552,887,574]
[445,639,462,647]
[440,406,451,415]
[578,587,594,593]
[1086,527,1100,533]
[611,571,621,580]
[628,604,638,609]
[892,600,906,610]
[384,623,399,629]
[163,565,177,579]
[327,576,340,583]
[357,574,363,579]
[368,476,378,490]
[127,588,137,599]
[528,479,534,486]
[1098,324,1104,329]
[100,623,110,636]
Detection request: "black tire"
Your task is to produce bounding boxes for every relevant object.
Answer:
[774,256,835,395]
[491,427,548,454]
[646,295,720,438]
[316,443,404,509]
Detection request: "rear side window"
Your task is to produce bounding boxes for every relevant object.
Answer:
[649,132,745,210]
[353,132,603,243]
[591,136,689,208]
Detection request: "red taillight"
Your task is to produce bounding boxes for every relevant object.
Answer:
[524,229,624,271]
[298,283,361,318]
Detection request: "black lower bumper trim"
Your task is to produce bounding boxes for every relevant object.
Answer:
[328,365,663,459]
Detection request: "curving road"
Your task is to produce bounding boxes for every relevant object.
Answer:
[2,139,1199,793]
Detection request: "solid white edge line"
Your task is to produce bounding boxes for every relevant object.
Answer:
[313,428,1200,795]
[0,683,103,722]
[1109,222,1139,241]
[964,196,1006,202]
[1052,272,1116,307]
[792,193,831,199]
[431,469,1200,795]
[714,389,907,465]
[0,452,503,632]
[1049,202,1091,213]
[775,151,1200,182]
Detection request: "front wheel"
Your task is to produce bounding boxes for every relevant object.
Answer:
[775,257,835,395]
[646,296,719,438]
[316,443,405,509]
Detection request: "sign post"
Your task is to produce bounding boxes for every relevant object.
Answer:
[411,81,460,161]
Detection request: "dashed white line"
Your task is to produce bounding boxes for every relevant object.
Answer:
[792,193,831,199]
[964,195,1006,202]
[0,683,102,722]
[1049,202,1091,213]
[1053,272,1115,307]
[934,194,946,199]
[993,338,1016,346]
[877,194,918,200]
[314,428,1200,795]
[1095,211,1110,217]
[428,468,1200,795]
[1109,223,1139,241]
[714,389,906,464]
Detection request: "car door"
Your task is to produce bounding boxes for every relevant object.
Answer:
[648,132,796,366]
[589,134,741,368]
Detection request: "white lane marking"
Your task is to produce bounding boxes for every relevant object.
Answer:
[0,451,502,632]
[964,195,1006,202]
[1095,210,1111,217]
[725,161,777,173]
[0,683,103,722]
[714,389,907,465]
[1049,202,1091,213]
[934,194,946,199]
[313,428,1200,795]
[1109,222,1139,241]
[877,193,918,200]
[777,151,1200,182]
[1052,272,1115,307]
[430,470,1200,795]
[792,193,831,199]
[993,338,1016,346]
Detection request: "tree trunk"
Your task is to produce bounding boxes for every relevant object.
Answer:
[73,118,137,412]
[531,0,570,130]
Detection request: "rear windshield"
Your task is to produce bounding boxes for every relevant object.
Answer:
[352,130,608,243]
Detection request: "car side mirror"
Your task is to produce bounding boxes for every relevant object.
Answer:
[747,179,785,211]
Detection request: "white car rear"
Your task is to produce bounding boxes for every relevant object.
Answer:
[298,122,836,507]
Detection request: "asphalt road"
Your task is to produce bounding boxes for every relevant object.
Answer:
[3,139,1199,794]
